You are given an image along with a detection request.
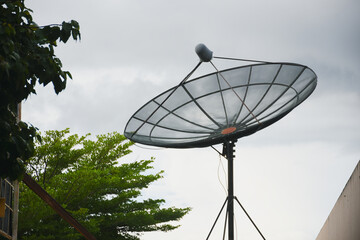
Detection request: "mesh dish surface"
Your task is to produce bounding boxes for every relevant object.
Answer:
[124,63,317,148]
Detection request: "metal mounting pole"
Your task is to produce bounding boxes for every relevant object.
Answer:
[228,142,234,240]
[207,139,266,240]
[223,139,236,240]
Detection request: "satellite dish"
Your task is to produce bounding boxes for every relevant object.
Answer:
[124,44,317,240]
[124,47,317,148]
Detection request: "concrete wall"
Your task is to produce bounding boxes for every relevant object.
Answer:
[316,160,360,240]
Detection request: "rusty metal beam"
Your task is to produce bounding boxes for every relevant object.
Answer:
[22,173,96,240]
[0,229,12,240]
[0,197,5,218]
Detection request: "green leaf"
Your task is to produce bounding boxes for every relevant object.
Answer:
[18,129,190,239]
[60,21,72,43]
[0,0,80,179]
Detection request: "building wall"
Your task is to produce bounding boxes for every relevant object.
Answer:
[316,160,360,240]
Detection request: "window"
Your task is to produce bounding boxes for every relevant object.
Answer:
[0,178,13,240]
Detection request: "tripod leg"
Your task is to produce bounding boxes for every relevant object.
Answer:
[234,196,267,240]
[206,197,228,240]
[222,206,229,240]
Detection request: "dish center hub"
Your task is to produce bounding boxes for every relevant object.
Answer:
[221,127,236,135]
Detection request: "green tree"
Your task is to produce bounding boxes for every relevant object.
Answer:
[19,129,190,240]
[0,0,80,180]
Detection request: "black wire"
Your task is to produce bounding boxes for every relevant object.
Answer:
[213,56,272,64]
[211,145,223,156]
[234,196,267,240]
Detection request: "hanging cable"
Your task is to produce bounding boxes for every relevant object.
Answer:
[211,146,228,194]
[217,154,228,195]
[234,214,238,240]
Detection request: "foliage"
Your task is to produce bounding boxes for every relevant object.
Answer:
[18,129,190,240]
[0,0,80,180]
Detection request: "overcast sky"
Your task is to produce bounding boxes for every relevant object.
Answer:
[23,0,359,239]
